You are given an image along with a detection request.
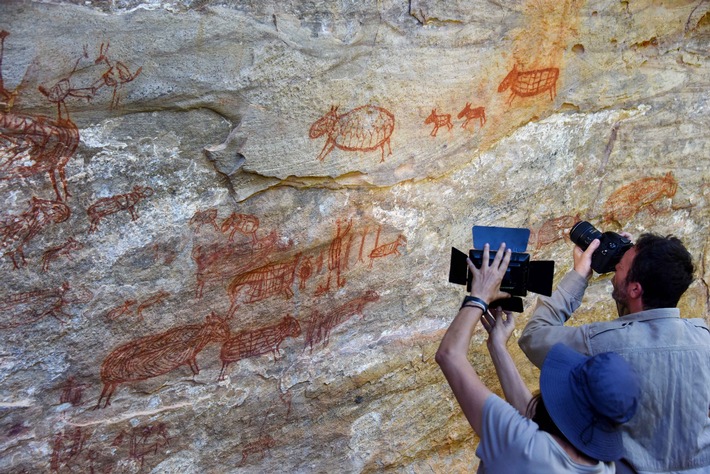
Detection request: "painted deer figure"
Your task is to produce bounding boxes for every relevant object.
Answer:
[309,105,395,162]
[498,65,559,105]
[424,109,453,137]
[218,315,302,380]
[95,313,230,408]
[457,103,486,129]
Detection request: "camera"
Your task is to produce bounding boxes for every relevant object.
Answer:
[449,226,555,312]
[569,221,633,274]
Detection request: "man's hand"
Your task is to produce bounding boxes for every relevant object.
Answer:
[467,242,512,305]
[573,239,600,278]
[482,307,517,351]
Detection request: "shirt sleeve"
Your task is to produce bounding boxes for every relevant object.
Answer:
[518,270,591,368]
[476,395,539,465]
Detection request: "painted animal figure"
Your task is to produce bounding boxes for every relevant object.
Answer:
[239,435,276,466]
[92,42,142,109]
[95,313,230,408]
[305,290,380,351]
[0,281,89,329]
[189,208,219,233]
[309,105,395,162]
[369,234,406,268]
[221,213,259,243]
[135,290,170,319]
[87,185,154,232]
[0,113,80,200]
[602,172,678,225]
[424,109,453,137]
[191,230,279,298]
[226,253,302,317]
[218,315,301,380]
[457,103,486,129]
[534,214,580,249]
[1,197,70,269]
[41,237,83,272]
[498,65,559,105]
[106,300,137,321]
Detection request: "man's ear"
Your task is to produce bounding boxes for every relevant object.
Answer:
[628,281,643,300]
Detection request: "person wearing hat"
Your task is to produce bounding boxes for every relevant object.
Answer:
[436,242,640,473]
[519,233,710,473]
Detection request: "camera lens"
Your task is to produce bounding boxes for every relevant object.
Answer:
[569,221,602,250]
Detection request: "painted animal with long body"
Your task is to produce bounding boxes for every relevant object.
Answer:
[498,65,559,105]
[457,103,486,129]
[305,290,379,351]
[95,313,230,408]
[87,185,153,232]
[218,315,301,380]
[226,253,301,317]
[309,105,395,162]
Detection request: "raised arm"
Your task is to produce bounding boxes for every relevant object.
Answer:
[518,239,600,367]
[436,243,511,434]
[481,308,532,416]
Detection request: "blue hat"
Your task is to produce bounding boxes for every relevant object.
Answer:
[540,343,640,462]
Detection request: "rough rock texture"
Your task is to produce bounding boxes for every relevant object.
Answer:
[0,0,708,472]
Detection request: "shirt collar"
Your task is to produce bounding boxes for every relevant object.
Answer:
[617,307,680,323]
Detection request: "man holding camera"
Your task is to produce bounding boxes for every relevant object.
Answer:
[518,227,710,474]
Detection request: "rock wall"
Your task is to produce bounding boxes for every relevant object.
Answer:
[1,0,708,472]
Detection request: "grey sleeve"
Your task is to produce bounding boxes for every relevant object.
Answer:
[518,270,591,368]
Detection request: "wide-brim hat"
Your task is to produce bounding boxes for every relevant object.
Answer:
[540,343,640,462]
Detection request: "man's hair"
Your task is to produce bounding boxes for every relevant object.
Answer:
[627,233,694,310]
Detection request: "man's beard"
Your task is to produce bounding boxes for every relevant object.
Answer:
[612,282,629,316]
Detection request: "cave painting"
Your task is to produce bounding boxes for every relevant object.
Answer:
[369,231,406,268]
[218,315,301,380]
[532,214,579,249]
[50,427,96,473]
[92,41,143,109]
[0,31,142,201]
[226,253,302,317]
[95,313,230,408]
[239,435,276,466]
[424,109,453,137]
[221,212,260,243]
[58,376,87,407]
[112,423,170,471]
[458,103,486,130]
[498,65,559,105]
[0,282,92,329]
[309,105,395,162]
[41,237,83,272]
[189,208,219,233]
[305,290,380,352]
[602,172,677,225]
[87,185,154,232]
[191,208,289,298]
[1,197,70,269]
[316,218,352,296]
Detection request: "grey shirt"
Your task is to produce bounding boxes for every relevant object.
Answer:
[476,395,614,474]
[519,270,710,473]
